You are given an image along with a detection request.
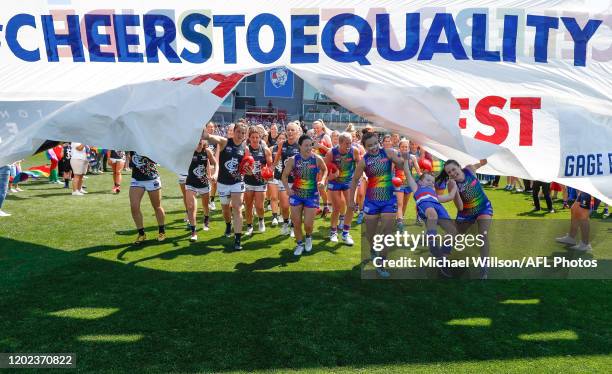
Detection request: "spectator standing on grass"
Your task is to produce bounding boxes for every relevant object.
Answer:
[8,161,23,193]
[59,142,72,188]
[69,142,89,196]
[532,180,555,213]
[108,150,126,194]
[0,164,11,217]
[48,144,63,184]
[556,191,595,251]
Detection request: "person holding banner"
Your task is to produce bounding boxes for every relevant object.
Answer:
[349,132,405,278]
[325,132,360,246]
[244,126,273,236]
[404,165,459,277]
[129,152,166,244]
[395,139,421,230]
[201,121,249,251]
[185,138,216,242]
[441,159,493,279]
[274,122,302,237]
[108,150,126,194]
[282,134,328,256]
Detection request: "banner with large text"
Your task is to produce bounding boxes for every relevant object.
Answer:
[0,0,609,203]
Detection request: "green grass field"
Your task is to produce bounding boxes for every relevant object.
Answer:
[1,154,610,373]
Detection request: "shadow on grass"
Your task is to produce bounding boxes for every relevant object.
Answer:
[27,191,110,198]
[0,238,610,372]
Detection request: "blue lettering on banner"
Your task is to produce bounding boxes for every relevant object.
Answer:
[212,15,245,63]
[471,13,500,61]
[526,15,559,63]
[180,13,213,63]
[247,13,286,64]
[84,14,114,62]
[564,153,609,177]
[41,14,85,62]
[143,14,181,63]
[502,15,518,62]
[418,13,468,61]
[291,15,319,63]
[6,14,40,62]
[0,11,604,66]
[560,17,602,67]
[322,13,372,65]
[113,14,144,62]
[376,13,420,61]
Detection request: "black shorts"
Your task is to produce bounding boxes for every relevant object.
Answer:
[58,159,72,174]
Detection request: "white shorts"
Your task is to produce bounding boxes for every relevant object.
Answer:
[217,182,245,204]
[245,184,267,192]
[130,177,162,192]
[109,158,125,164]
[279,182,293,192]
[268,178,280,185]
[186,184,210,195]
[70,159,88,175]
[178,174,187,184]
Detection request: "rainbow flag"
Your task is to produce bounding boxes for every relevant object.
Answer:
[27,165,51,178]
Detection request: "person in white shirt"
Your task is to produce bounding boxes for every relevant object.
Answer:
[69,142,89,196]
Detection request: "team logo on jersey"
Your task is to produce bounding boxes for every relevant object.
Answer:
[193,165,206,179]
[132,154,145,168]
[225,158,239,174]
[252,161,261,174]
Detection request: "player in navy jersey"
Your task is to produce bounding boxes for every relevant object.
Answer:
[268,132,286,227]
[205,121,220,211]
[244,126,273,235]
[185,138,217,241]
[273,122,302,236]
[200,121,250,250]
[129,152,166,244]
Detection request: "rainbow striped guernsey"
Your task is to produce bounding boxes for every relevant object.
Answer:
[364,148,394,201]
[456,168,491,217]
[291,153,319,199]
[331,146,356,185]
